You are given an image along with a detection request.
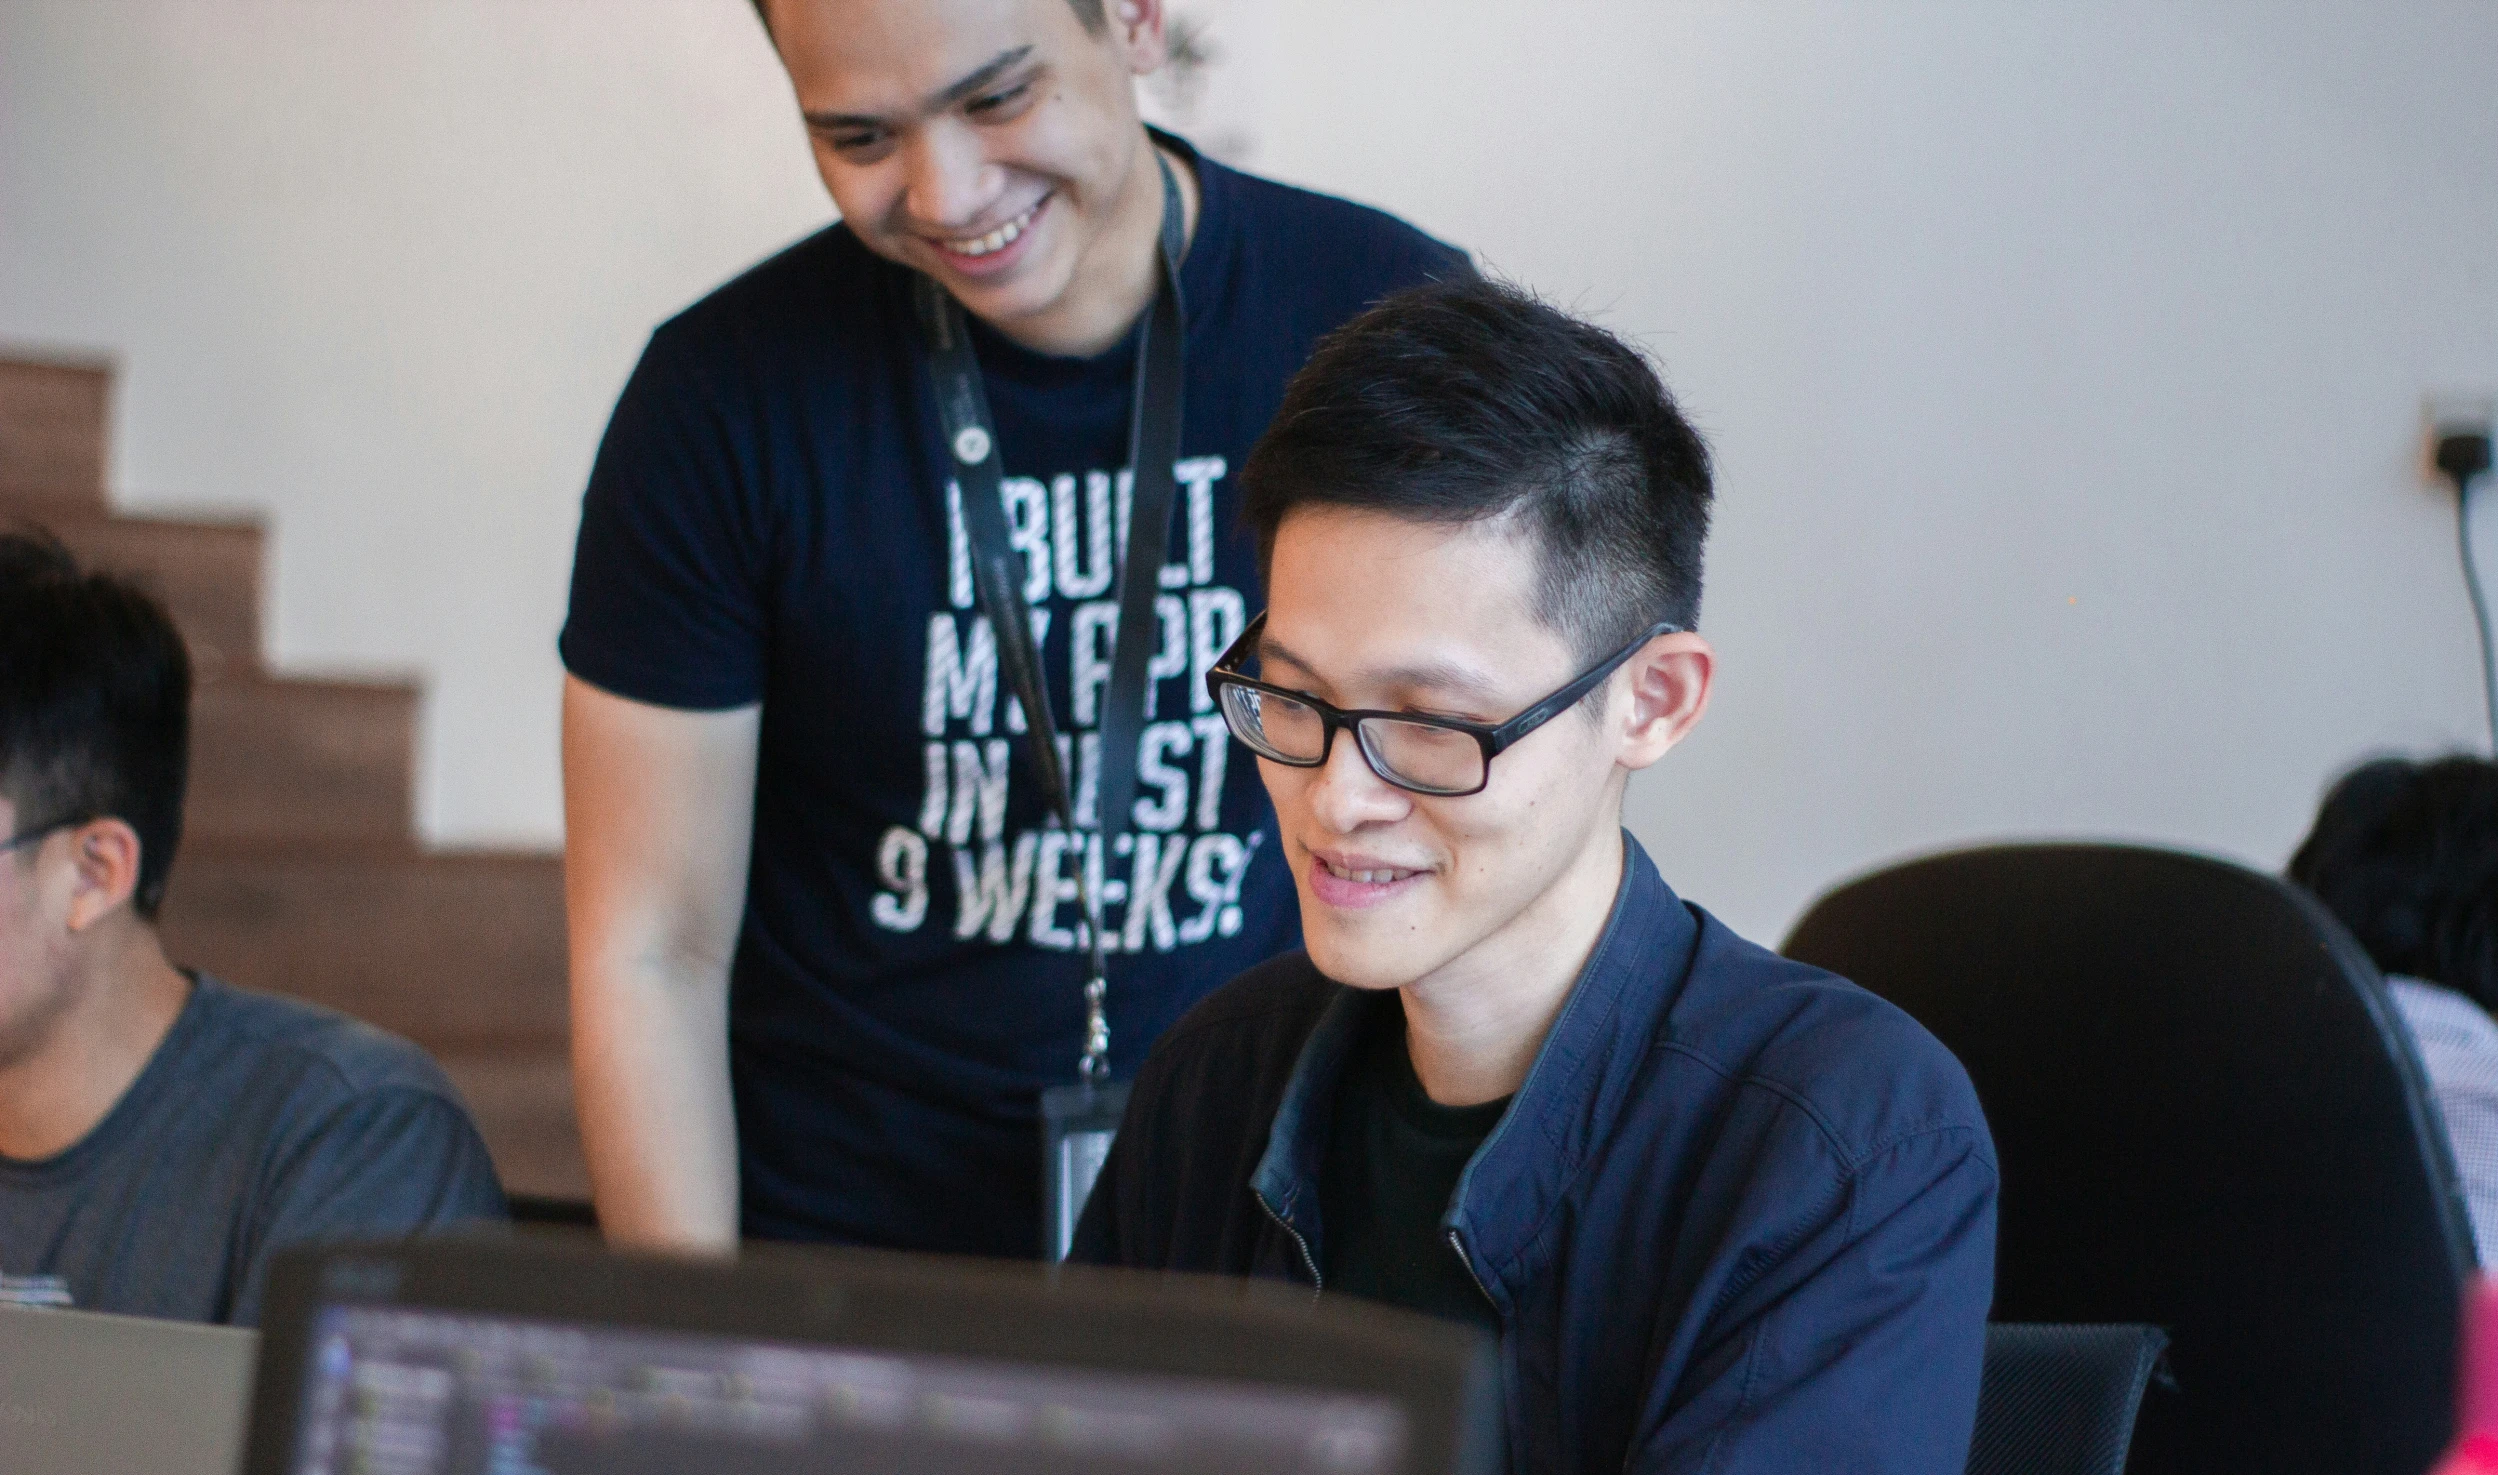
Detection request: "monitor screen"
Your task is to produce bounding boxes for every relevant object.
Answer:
[284,1303,1411,1475]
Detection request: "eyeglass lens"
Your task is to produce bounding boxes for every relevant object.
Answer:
[1216,684,1485,795]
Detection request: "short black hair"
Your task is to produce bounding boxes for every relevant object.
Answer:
[2290,755,2498,1013]
[750,0,1107,40]
[1241,277,1714,664]
[0,529,192,921]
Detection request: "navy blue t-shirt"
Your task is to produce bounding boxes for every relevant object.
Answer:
[561,137,1468,1256]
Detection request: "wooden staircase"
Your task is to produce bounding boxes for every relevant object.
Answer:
[0,353,585,1199]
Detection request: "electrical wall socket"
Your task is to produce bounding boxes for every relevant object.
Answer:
[2426,391,2495,484]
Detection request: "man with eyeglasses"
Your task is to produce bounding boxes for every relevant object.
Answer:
[1072,280,1998,1471]
[0,533,504,1324]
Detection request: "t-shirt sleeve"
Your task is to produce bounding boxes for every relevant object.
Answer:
[560,325,776,711]
[230,1087,509,1327]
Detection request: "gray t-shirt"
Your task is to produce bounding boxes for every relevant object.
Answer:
[0,974,507,1325]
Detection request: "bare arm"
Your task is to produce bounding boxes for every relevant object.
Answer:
[562,674,760,1251]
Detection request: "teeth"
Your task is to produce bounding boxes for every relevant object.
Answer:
[1324,859,1411,885]
[947,201,1039,258]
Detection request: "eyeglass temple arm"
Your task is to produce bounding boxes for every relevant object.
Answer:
[1207,612,1266,692]
[1481,621,1684,757]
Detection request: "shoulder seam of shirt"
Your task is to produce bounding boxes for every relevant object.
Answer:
[1653,1038,1986,1177]
[185,983,448,1089]
[228,1021,462,1107]
[304,1071,469,1112]
[1841,1122,2000,1244]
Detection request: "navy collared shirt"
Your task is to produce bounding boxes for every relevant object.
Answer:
[1074,835,1999,1472]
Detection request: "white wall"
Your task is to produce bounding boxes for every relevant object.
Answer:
[0,1,830,847]
[3,1,2493,939]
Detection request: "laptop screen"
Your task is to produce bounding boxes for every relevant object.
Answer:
[284,1302,1411,1475]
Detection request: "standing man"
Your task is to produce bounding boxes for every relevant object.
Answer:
[561,0,1467,1255]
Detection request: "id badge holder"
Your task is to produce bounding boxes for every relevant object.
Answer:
[1040,1078,1131,1262]
[920,161,1181,1267]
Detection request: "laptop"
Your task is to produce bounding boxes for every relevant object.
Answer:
[0,1303,257,1475]
[238,1235,1501,1474]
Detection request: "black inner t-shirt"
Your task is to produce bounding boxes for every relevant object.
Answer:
[1319,1000,1510,1332]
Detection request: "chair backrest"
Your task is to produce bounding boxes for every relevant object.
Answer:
[1785,844,2474,1475]
[1971,1323,2168,1475]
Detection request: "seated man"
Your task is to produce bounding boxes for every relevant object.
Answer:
[2291,754,2498,1262]
[1072,281,1997,1470]
[0,532,505,1325]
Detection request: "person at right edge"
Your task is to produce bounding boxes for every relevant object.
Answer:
[2291,755,2498,1261]
[559,0,1469,1255]
[1073,280,1997,1470]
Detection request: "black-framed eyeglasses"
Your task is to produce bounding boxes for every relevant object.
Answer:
[1204,613,1682,798]
[0,816,83,858]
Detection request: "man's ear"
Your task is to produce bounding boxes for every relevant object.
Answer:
[1616,632,1714,774]
[1110,0,1171,75]
[61,818,144,933]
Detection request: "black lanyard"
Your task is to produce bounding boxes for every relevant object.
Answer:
[913,156,1187,1086]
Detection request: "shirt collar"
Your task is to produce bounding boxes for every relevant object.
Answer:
[1251,834,1699,1287]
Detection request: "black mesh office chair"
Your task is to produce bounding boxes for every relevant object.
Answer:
[1785,844,2474,1475]
[1972,1323,2168,1475]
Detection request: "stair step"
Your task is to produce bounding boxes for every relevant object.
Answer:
[0,356,111,511]
[23,511,265,680]
[187,676,415,844]
[0,348,591,1210]
[157,843,567,1050]
[436,1048,587,1202]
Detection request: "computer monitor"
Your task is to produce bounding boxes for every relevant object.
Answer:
[239,1237,1500,1475]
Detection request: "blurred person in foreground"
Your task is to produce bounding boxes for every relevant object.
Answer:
[2292,755,2498,1262]
[1072,280,1998,1471]
[560,0,1466,1256]
[0,532,504,1325]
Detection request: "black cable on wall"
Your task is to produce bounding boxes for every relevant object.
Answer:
[2437,428,2498,752]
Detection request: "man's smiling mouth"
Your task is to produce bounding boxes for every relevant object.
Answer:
[938,196,1047,258]
[1317,856,1420,885]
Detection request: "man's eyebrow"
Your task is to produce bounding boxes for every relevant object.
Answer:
[1256,633,1506,705]
[802,45,1036,131]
